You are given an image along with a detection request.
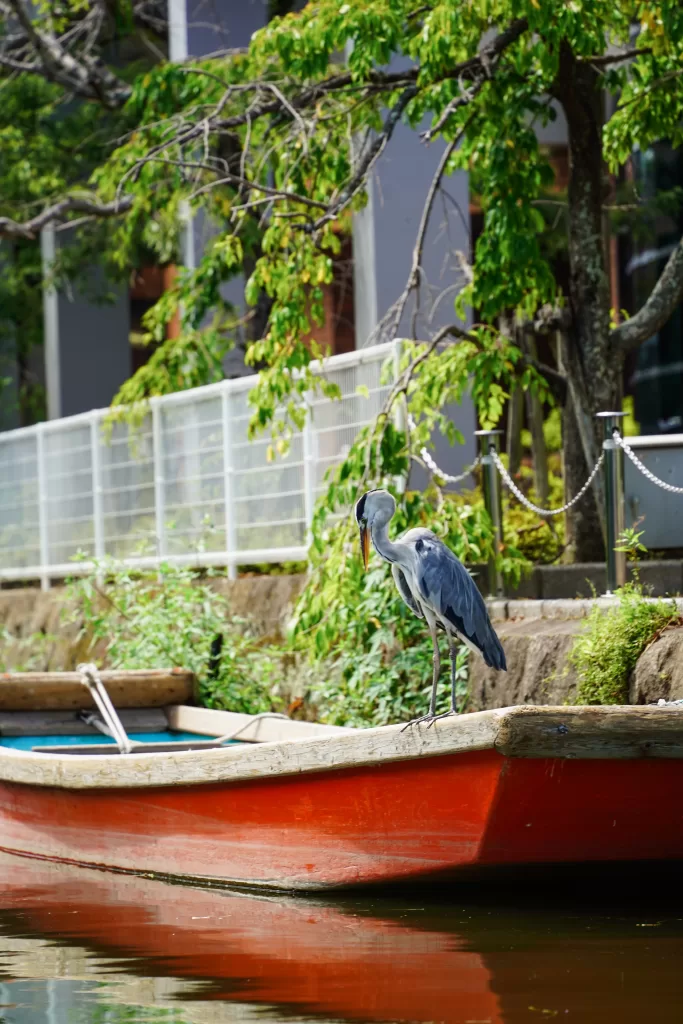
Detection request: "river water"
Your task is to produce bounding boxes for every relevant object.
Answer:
[0,851,681,1023]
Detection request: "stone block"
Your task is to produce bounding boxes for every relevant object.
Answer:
[539,563,606,599]
[630,627,683,704]
[507,568,542,600]
[541,599,589,620]
[634,561,683,597]
[507,600,543,620]
[468,618,583,711]
[486,600,508,622]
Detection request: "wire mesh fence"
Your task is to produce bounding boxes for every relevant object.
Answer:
[0,341,397,588]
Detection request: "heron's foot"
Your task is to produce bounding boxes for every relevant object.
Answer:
[426,707,459,729]
[401,711,445,732]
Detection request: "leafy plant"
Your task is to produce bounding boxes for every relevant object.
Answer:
[615,522,648,562]
[0,627,60,673]
[65,560,278,714]
[569,583,680,705]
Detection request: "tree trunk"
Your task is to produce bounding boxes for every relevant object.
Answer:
[556,331,604,561]
[501,315,523,475]
[523,330,549,506]
[554,42,619,561]
[507,387,524,477]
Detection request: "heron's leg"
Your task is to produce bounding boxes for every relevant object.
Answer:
[448,635,459,714]
[427,619,441,715]
[425,635,460,727]
[401,618,441,730]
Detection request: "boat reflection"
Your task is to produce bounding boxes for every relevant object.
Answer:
[0,852,682,1024]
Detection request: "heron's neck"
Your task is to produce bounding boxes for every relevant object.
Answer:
[370,516,409,569]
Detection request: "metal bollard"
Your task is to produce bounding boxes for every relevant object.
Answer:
[475,429,505,598]
[596,411,627,594]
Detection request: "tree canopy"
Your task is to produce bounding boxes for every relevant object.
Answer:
[1,1,683,564]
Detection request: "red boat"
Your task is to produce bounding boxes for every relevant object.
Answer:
[0,670,682,891]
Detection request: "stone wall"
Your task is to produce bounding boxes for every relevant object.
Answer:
[0,575,306,673]
[2,575,682,714]
[469,614,683,711]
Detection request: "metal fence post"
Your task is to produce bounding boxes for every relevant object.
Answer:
[302,394,316,547]
[151,399,167,559]
[36,423,50,591]
[475,429,505,598]
[221,388,238,580]
[90,411,104,565]
[596,411,627,594]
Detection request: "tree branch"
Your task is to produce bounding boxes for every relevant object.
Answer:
[423,17,528,141]
[611,237,683,352]
[580,47,650,67]
[0,0,167,108]
[0,194,134,240]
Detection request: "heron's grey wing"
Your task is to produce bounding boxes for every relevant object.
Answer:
[413,534,506,671]
[391,563,423,618]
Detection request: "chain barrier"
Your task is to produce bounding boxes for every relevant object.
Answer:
[408,415,481,484]
[409,416,683,515]
[614,432,683,495]
[488,446,605,518]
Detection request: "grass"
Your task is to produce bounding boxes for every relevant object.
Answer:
[569,583,681,705]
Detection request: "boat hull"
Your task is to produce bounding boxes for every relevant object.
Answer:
[2,747,683,890]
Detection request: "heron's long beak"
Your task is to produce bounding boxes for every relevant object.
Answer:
[359,524,370,571]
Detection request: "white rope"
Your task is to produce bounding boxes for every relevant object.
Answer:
[489,447,604,517]
[215,712,290,745]
[408,415,481,484]
[77,663,133,754]
[615,434,683,495]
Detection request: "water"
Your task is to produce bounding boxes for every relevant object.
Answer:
[0,852,682,1023]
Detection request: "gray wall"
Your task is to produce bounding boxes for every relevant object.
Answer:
[369,118,478,483]
[54,283,131,417]
[47,226,131,419]
[188,1,270,377]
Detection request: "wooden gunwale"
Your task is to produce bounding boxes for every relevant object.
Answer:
[1,704,683,791]
[0,669,194,710]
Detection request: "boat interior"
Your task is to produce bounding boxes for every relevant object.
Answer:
[0,670,351,756]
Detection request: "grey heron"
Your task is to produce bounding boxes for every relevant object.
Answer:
[355,489,506,726]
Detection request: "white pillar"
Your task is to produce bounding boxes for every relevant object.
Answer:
[168,0,195,271]
[345,43,378,348]
[41,224,61,420]
[351,173,378,347]
[168,0,188,61]
[221,388,238,579]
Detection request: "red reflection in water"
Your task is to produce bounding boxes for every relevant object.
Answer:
[0,853,682,1024]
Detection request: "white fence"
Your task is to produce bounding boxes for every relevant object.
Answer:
[0,341,399,588]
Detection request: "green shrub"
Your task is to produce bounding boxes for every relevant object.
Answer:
[0,627,59,673]
[569,584,680,705]
[66,560,278,714]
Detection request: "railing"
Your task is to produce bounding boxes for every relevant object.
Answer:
[0,341,399,589]
[478,414,683,597]
[5,338,681,595]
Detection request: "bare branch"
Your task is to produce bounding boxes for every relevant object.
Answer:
[422,17,529,141]
[308,85,418,235]
[0,194,134,240]
[611,238,683,352]
[580,46,650,67]
[5,0,132,107]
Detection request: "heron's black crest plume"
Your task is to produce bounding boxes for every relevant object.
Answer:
[355,489,381,523]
